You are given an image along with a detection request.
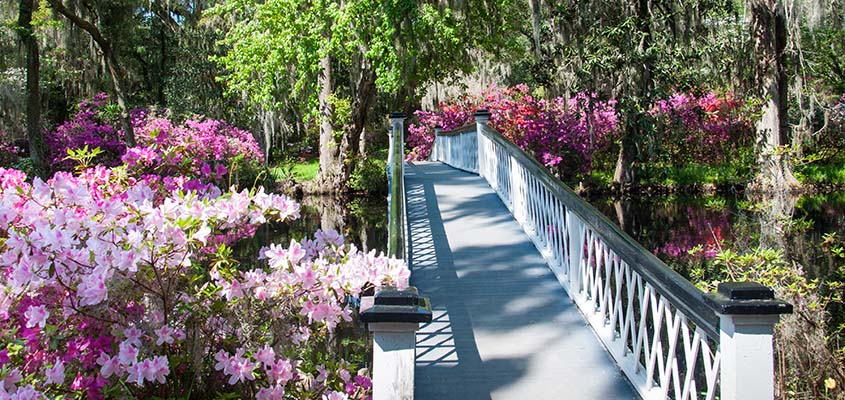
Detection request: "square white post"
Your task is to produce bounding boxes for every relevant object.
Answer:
[705,282,792,400]
[361,287,432,400]
[473,109,490,174]
[431,126,442,161]
[370,322,421,400]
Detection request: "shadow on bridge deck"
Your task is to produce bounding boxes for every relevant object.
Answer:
[406,162,638,400]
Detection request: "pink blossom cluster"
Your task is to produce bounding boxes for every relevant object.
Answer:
[44,94,264,185]
[649,92,753,164]
[123,113,265,184]
[0,165,406,398]
[407,85,619,178]
[44,93,126,171]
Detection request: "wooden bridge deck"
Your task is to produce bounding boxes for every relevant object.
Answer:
[406,161,638,399]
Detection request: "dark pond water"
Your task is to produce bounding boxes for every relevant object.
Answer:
[590,191,845,282]
[234,194,389,261]
[242,190,845,285]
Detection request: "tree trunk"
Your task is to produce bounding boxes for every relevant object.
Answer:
[341,63,377,180]
[47,0,136,147]
[528,0,543,62]
[614,197,633,232]
[750,0,799,190]
[752,189,797,255]
[614,0,652,186]
[613,125,637,185]
[17,0,45,178]
[316,54,343,191]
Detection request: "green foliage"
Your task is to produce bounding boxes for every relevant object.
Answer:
[637,162,752,186]
[269,159,320,183]
[802,25,845,96]
[64,145,104,172]
[10,157,37,177]
[348,157,386,193]
[209,0,527,114]
[795,162,845,185]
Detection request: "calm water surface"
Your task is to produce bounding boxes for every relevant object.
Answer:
[238,194,388,258]
[244,190,845,287]
[591,191,845,281]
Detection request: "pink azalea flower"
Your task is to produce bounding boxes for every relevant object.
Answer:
[45,358,65,385]
[24,305,49,329]
[150,356,170,384]
[118,341,139,366]
[226,355,256,385]
[255,344,275,366]
[322,390,349,400]
[213,350,231,373]
[268,358,295,385]
[96,353,120,378]
[316,364,329,383]
[125,362,145,386]
[123,327,143,347]
[256,385,285,400]
[155,326,175,346]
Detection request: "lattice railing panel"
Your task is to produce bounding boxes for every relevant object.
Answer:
[470,127,723,400]
[427,121,798,400]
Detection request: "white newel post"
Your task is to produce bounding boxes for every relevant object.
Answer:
[432,126,442,161]
[566,209,583,297]
[705,282,792,400]
[391,113,405,150]
[361,287,433,400]
[474,109,490,175]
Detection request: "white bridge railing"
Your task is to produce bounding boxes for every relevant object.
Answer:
[430,110,792,400]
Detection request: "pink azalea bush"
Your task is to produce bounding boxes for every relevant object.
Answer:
[0,166,408,399]
[648,92,753,165]
[123,111,264,186]
[44,93,126,171]
[407,85,620,178]
[45,94,264,186]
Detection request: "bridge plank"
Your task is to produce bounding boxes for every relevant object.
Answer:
[406,162,639,400]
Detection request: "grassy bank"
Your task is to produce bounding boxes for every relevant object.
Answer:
[269,159,320,182]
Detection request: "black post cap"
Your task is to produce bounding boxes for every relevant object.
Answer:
[473,109,492,117]
[704,281,792,315]
[434,125,443,130]
[389,112,406,119]
[360,286,433,324]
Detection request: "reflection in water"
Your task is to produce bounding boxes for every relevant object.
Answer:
[234,195,388,263]
[593,192,845,282]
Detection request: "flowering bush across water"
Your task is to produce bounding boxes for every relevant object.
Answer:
[45,94,264,187]
[0,166,409,399]
[408,86,756,182]
[648,91,754,166]
[407,85,620,180]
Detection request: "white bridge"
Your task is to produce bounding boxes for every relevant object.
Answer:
[364,111,791,400]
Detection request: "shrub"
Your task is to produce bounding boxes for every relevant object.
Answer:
[45,94,265,188]
[124,112,265,188]
[407,85,620,180]
[0,166,408,399]
[44,93,126,171]
[648,92,754,166]
[349,157,387,193]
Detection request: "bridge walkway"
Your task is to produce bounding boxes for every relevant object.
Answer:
[406,161,638,399]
